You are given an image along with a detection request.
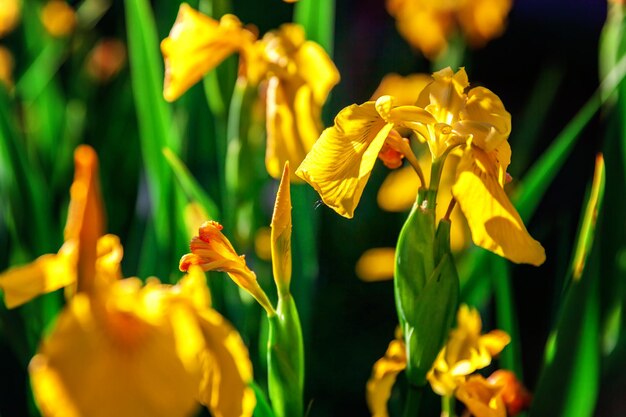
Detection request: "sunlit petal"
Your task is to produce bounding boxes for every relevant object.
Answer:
[161,5,255,101]
[66,145,106,294]
[197,309,256,417]
[29,287,200,417]
[455,86,511,152]
[0,243,77,309]
[296,101,393,218]
[265,76,319,180]
[452,147,546,265]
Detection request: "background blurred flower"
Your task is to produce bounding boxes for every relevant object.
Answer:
[386,0,512,59]
[85,39,127,83]
[41,0,76,38]
[0,0,20,37]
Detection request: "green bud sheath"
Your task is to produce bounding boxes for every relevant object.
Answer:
[267,294,305,417]
[394,190,437,329]
[394,190,460,386]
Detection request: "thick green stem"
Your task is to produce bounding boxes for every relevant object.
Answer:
[441,394,456,417]
[403,384,423,417]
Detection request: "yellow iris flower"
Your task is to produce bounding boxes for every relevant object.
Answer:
[30,267,256,417]
[366,306,510,417]
[0,145,256,417]
[366,332,407,417]
[161,4,339,180]
[386,0,512,59]
[297,67,545,266]
[427,304,510,396]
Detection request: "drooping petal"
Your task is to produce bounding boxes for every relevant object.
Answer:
[366,339,407,417]
[270,163,292,296]
[296,101,393,218]
[294,40,340,105]
[161,5,255,101]
[452,146,546,265]
[265,76,319,180]
[456,375,506,417]
[0,243,77,309]
[197,309,256,417]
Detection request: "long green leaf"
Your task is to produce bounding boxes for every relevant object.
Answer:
[294,0,335,54]
[163,147,220,219]
[529,154,605,417]
[125,0,186,277]
[513,54,626,221]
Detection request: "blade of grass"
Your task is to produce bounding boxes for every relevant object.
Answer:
[163,147,220,220]
[462,54,626,304]
[513,53,626,221]
[529,154,605,417]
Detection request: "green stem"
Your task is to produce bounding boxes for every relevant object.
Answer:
[441,394,456,417]
[403,384,423,417]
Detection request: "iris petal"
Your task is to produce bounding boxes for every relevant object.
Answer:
[296,102,393,218]
[452,147,545,265]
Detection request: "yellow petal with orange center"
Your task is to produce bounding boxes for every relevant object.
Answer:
[180,221,275,315]
[296,101,393,218]
[452,146,545,265]
[366,338,407,417]
[161,5,255,101]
